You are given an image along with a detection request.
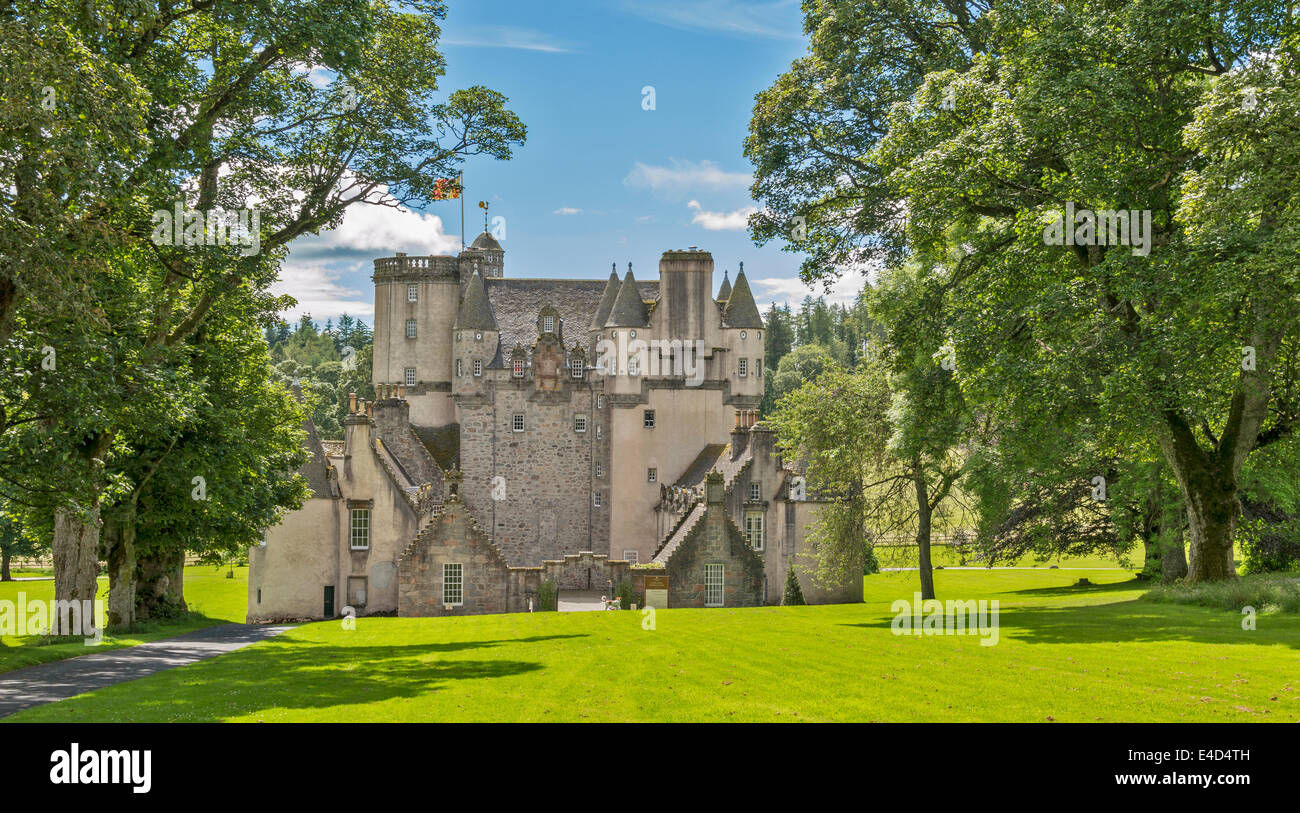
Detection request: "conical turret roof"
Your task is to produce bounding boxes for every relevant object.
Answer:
[591,264,621,329]
[722,264,762,328]
[455,270,497,330]
[717,270,732,302]
[605,267,648,328]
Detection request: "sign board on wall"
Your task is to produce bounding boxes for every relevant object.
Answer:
[644,574,668,609]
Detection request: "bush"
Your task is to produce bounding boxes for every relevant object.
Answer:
[783,567,805,605]
[537,581,558,612]
[616,580,635,610]
[864,543,880,575]
[1142,573,1300,613]
[1238,515,1300,574]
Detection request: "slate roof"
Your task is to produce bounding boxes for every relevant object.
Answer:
[299,418,335,498]
[456,270,497,330]
[605,269,649,327]
[716,270,732,302]
[590,267,621,329]
[484,276,658,367]
[470,230,502,251]
[722,266,763,328]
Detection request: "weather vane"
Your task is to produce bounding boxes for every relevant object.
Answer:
[478,200,489,232]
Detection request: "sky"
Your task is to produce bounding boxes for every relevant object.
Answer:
[274,0,864,325]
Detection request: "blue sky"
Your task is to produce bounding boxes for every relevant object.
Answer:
[275,0,861,324]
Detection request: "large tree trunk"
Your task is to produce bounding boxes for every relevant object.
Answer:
[103,507,138,629]
[914,472,935,601]
[52,505,101,628]
[135,547,186,621]
[1161,528,1189,583]
[0,548,11,581]
[1158,429,1239,582]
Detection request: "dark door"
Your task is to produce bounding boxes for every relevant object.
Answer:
[324,585,335,617]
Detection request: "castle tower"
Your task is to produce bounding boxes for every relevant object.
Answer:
[453,270,499,396]
[459,230,505,279]
[656,247,713,340]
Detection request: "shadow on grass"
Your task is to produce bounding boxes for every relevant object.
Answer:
[1002,578,1146,598]
[23,633,588,721]
[839,599,1300,650]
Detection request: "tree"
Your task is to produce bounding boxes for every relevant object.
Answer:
[0,505,43,582]
[747,1,1299,581]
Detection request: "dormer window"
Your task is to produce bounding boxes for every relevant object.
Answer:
[513,359,525,378]
[543,315,555,333]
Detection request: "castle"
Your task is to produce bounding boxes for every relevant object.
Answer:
[248,232,861,620]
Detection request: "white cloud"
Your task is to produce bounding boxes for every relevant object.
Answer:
[271,262,373,322]
[751,272,865,309]
[553,207,582,215]
[624,158,751,199]
[687,199,757,231]
[622,0,803,40]
[442,26,576,53]
[286,198,462,262]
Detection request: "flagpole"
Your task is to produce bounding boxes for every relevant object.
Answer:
[459,171,465,250]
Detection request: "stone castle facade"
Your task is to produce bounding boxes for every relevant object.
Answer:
[248,233,861,620]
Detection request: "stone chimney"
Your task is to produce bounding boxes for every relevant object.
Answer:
[730,411,749,460]
[705,470,725,505]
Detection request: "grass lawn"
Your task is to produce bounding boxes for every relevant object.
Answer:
[0,566,249,674]
[6,565,1297,722]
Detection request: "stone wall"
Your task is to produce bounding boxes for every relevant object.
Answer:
[397,498,511,617]
[540,551,631,592]
[662,475,764,608]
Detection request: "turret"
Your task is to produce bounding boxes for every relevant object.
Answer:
[453,270,498,394]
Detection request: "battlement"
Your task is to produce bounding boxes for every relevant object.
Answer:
[372,253,460,281]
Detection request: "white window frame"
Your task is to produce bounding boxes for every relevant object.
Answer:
[574,414,587,433]
[623,550,639,564]
[705,563,724,607]
[512,413,525,433]
[593,492,602,508]
[643,410,655,428]
[572,360,584,379]
[595,463,603,478]
[543,315,555,333]
[627,355,639,376]
[749,481,761,501]
[456,359,463,377]
[595,425,603,439]
[407,283,418,302]
[738,358,748,377]
[405,319,417,339]
[404,367,416,387]
[473,359,483,377]
[513,358,525,378]
[442,563,463,606]
[349,508,370,550]
[647,468,657,483]
[744,511,765,551]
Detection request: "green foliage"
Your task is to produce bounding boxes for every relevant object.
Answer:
[536,581,557,612]
[1143,574,1300,614]
[616,580,635,610]
[863,543,879,576]
[782,566,805,605]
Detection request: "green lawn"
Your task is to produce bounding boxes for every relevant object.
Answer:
[7,565,1298,722]
[0,566,249,674]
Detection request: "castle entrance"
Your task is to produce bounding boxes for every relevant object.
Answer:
[557,590,605,612]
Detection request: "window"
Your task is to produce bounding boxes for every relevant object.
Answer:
[572,360,584,379]
[473,359,483,377]
[647,468,657,482]
[756,359,762,378]
[738,358,748,377]
[512,413,525,433]
[405,319,417,339]
[595,425,603,440]
[643,410,655,428]
[574,415,587,433]
[705,563,724,607]
[543,315,555,333]
[513,358,525,378]
[349,509,370,549]
[627,355,639,376]
[749,482,761,501]
[623,550,639,564]
[594,492,602,508]
[740,331,748,340]
[597,395,605,409]
[407,283,418,302]
[475,331,483,341]
[442,563,463,606]
[404,367,416,387]
[595,463,603,477]
[456,359,463,377]
[744,511,765,551]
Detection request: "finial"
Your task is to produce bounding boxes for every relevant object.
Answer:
[611,262,616,273]
[627,261,633,274]
[738,261,744,274]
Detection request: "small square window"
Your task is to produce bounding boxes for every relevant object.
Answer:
[647,468,657,482]
[404,367,416,387]
[738,358,748,377]
[407,283,418,302]
[574,415,587,433]
[749,482,761,501]
[643,410,655,428]
[473,359,483,377]
[512,413,525,432]
[405,319,417,339]
[443,563,463,606]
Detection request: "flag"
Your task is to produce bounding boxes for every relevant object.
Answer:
[432,176,462,200]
